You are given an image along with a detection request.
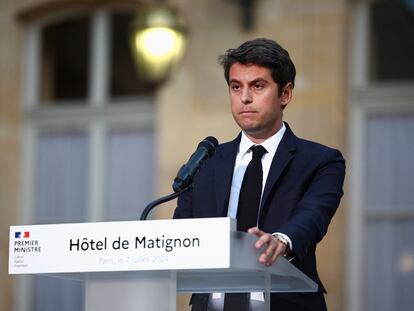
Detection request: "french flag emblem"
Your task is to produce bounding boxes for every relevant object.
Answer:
[15,231,30,238]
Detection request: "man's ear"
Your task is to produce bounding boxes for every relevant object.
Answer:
[280,83,293,109]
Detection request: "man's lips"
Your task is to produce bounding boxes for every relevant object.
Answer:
[240,110,256,115]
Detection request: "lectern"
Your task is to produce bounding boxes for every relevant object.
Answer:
[9,218,317,311]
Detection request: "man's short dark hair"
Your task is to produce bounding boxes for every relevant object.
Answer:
[218,38,296,93]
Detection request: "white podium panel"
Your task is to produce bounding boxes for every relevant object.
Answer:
[10,218,233,274]
[9,218,317,311]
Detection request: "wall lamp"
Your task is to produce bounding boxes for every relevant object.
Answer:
[130,2,187,82]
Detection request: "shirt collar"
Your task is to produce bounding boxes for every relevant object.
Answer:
[239,123,286,158]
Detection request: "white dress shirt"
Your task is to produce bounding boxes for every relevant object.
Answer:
[227,124,286,220]
[208,124,293,311]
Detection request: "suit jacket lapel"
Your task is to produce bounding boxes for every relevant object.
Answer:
[260,124,297,212]
[214,135,240,217]
[213,126,296,218]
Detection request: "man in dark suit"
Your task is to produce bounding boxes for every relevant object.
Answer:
[173,38,345,311]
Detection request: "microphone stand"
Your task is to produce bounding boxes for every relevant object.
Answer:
[140,185,192,220]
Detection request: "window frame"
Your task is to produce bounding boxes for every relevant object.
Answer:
[347,1,414,310]
[18,8,155,311]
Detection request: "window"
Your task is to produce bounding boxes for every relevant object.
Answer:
[370,1,414,81]
[20,8,156,311]
[348,1,414,310]
[41,16,90,102]
[363,115,414,310]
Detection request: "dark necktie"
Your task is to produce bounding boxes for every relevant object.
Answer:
[223,145,267,311]
[236,145,268,231]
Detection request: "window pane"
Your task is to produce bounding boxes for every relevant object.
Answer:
[365,115,414,211]
[105,129,154,220]
[364,115,414,311]
[110,13,157,98]
[370,1,414,81]
[41,16,90,102]
[35,130,88,223]
[364,221,414,310]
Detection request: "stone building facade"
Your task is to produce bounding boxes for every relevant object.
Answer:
[2,1,413,311]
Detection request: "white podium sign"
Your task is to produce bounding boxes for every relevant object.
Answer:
[9,217,234,274]
[9,217,318,311]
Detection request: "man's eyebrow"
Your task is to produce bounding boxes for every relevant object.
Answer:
[229,77,268,84]
[249,78,268,84]
[229,78,241,84]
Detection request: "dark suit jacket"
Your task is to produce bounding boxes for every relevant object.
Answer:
[173,123,346,311]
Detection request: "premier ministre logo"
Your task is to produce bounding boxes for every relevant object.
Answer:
[13,230,41,253]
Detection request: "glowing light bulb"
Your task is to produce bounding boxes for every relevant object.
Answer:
[130,5,187,81]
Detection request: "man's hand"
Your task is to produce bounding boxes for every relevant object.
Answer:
[248,227,287,267]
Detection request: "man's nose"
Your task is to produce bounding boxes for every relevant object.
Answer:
[241,88,252,104]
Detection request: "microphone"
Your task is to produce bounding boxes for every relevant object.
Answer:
[172,136,218,192]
